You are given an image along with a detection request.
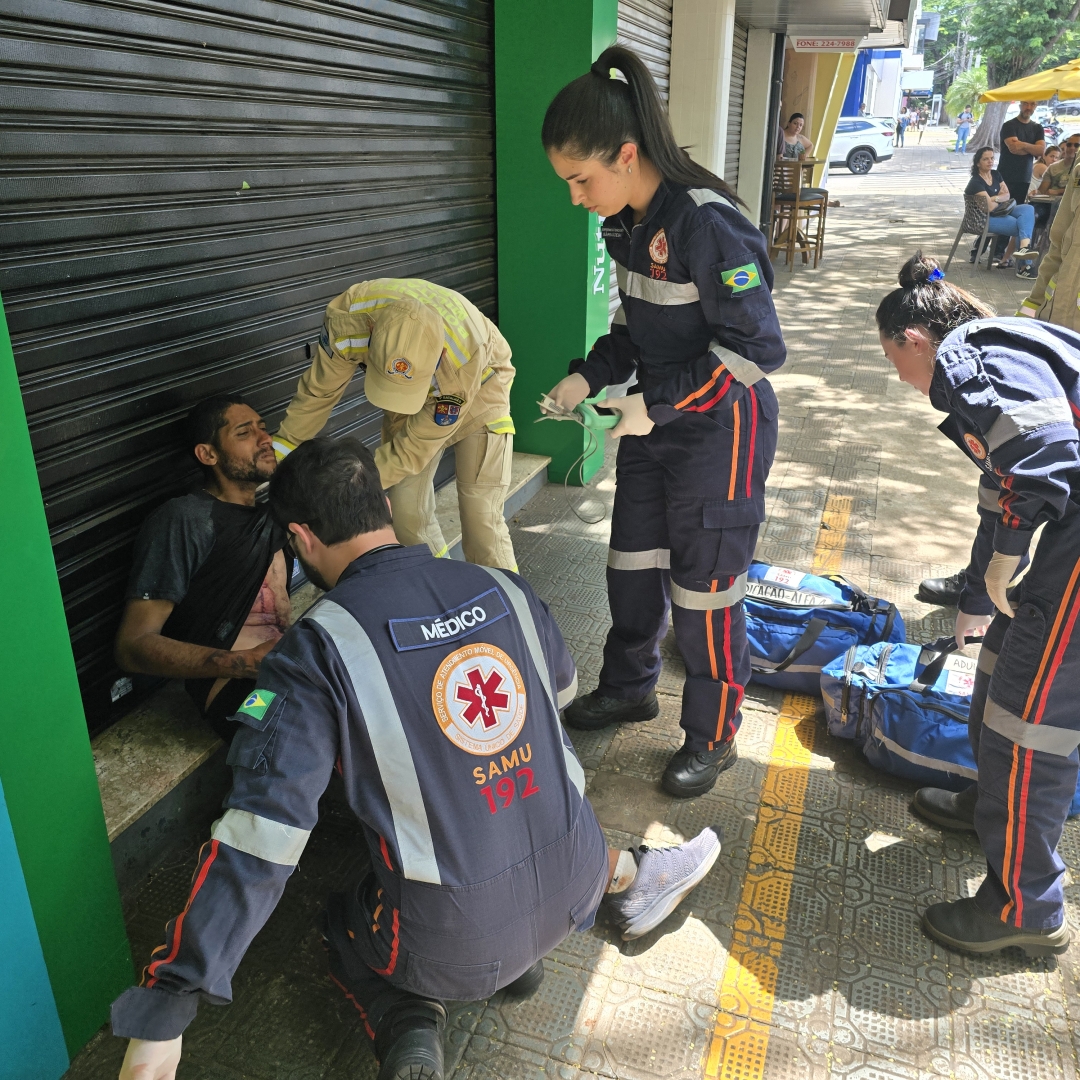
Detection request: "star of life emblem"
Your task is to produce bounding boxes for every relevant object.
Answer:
[432,643,527,755]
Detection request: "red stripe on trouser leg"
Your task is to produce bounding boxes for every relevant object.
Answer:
[745,389,758,500]
[145,839,220,987]
[1010,748,1035,926]
[329,972,377,1040]
[1000,743,1021,923]
[379,835,394,871]
[1030,563,1080,724]
[372,908,400,977]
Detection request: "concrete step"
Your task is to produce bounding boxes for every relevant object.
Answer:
[95,451,551,891]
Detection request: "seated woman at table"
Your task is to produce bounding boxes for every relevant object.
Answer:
[1039,135,1078,196]
[1029,144,1061,195]
[966,146,1037,278]
[777,113,814,160]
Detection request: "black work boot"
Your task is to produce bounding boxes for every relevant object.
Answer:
[503,959,545,998]
[376,1004,446,1080]
[916,570,964,606]
[922,898,1070,957]
[661,741,738,798]
[563,689,659,731]
[911,783,978,831]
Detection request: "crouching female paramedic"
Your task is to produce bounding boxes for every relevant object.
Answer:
[878,252,1080,957]
[541,45,786,799]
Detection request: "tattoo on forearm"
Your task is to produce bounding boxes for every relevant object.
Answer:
[206,650,254,677]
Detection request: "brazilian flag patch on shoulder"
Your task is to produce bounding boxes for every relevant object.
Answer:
[720,262,761,294]
[238,690,276,721]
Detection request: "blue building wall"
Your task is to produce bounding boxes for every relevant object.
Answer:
[0,777,70,1080]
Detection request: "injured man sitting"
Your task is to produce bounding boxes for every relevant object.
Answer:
[114,395,291,741]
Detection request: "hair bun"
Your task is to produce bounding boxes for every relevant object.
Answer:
[898,251,942,289]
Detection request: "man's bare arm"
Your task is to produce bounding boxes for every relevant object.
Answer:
[115,599,274,680]
[1004,136,1045,156]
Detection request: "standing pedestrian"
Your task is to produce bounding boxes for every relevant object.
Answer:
[878,252,1080,958]
[540,45,786,797]
[896,108,910,148]
[955,107,974,154]
[997,100,1046,210]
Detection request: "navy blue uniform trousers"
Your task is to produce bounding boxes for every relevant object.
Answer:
[969,514,1080,929]
[599,408,776,751]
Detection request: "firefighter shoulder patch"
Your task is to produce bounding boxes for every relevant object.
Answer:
[432,643,527,755]
[963,432,987,460]
[433,394,465,426]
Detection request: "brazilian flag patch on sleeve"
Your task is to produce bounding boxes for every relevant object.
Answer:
[720,262,761,295]
[238,689,276,722]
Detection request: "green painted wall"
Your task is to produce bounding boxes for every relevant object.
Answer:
[495,0,618,484]
[0,294,132,1053]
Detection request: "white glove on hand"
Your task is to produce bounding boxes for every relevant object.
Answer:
[544,373,590,414]
[984,551,1022,617]
[955,610,992,650]
[608,394,656,438]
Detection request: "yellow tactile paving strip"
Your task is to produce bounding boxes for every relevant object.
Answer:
[704,495,849,1078]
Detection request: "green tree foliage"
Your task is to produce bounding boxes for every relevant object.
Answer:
[922,0,975,78]
[945,66,989,117]
[963,0,1080,149]
[972,0,1080,87]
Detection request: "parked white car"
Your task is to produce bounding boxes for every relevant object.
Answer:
[829,116,895,173]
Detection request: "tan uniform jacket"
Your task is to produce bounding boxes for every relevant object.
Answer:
[276,279,515,489]
[1021,161,1080,331]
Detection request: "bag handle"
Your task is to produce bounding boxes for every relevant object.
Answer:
[771,616,828,672]
[910,634,984,691]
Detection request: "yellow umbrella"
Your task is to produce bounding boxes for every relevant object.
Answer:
[980,57,1080,101]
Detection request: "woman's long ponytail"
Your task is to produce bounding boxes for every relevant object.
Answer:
[541,44,744,207]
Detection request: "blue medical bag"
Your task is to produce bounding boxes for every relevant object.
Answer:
[820,635,1080,813]
[744,562,905,694]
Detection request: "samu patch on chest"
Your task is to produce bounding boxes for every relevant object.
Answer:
[434,394,465,425]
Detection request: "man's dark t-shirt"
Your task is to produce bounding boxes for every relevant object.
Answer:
[126,490,289,712]
[998,118,1045,195]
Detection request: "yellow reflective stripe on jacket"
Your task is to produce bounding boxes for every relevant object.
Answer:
[1017,299,1039,317]
[485,415,516,435]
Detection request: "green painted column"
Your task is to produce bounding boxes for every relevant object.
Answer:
[0,293,132,1054]
[495,0,617,484]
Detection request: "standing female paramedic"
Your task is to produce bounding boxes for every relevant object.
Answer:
[878,252,1080,957]
[541,45,787,799]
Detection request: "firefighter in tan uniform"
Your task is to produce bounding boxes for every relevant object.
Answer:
[273,279,517,570]
[1020,161,1080,329]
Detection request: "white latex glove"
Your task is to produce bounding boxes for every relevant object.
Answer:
[984,551,1022,617]
[607,394,656,438]
[955,610,992,650]
[119,1036,182,1080]
[544,373,590,413]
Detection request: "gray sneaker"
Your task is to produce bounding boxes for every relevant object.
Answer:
[605,827,723,940]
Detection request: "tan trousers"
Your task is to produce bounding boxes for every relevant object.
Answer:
[389,429,517,570]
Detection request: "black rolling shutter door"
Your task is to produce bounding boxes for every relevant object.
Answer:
[726,21,749,190]
[0,0,495,733]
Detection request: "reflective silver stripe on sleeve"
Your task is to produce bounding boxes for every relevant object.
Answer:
[985,397,1074,451]
[608,547,671,571]
[557,671,579,711]
[308,600,441,884]
[671,573,748,610]
[479,568,585,797]
[687,188,729,207]
[982,699,1080,757]
[978,484,1000,513]
[211,809,311,867]
[612,305,627,326]
[708,341,768,387]
[871,727,979,780]
[615,262,700,306]
[977,646,998,676]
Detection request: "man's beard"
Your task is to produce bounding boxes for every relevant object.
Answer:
[296,551,334,593]
[219,448,276,484]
